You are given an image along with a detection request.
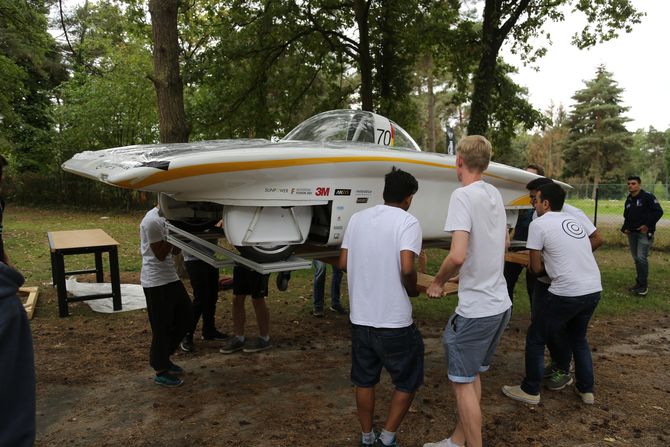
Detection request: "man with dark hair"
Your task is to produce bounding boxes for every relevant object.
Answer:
[339,167,423,447]
[503,182,602,405]
[525,177,602,390]
[503,164,545,307]
[140,205,194,387]
[621,175,664,296]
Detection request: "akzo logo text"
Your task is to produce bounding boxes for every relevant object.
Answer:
[315,187,330,197]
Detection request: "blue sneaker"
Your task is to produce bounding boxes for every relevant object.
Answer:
[153,372,183,387]
[168,362,184,375]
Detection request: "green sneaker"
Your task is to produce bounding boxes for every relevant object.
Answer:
[153,372,183,387]
[545,370,573,391]
[543,361,559,378]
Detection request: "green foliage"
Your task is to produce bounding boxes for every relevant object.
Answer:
[563,65,632,186]
[0,0,67,172]
[467,0,642,137]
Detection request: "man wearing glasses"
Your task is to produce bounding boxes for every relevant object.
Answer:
[621,176,664,296]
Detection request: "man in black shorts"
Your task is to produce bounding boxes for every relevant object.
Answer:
[219,265,271,353]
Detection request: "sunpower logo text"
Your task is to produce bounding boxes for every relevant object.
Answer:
[315,187,330,197]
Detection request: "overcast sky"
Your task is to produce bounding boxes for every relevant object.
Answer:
[502,0,668,132]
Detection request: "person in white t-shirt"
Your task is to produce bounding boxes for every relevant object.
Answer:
[502,182,602,406]
[424,136,512,447]
[524,177,602,389]
[140,206,193,388]
[339,167,423,447]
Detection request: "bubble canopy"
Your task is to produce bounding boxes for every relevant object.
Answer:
[282,109,421,151]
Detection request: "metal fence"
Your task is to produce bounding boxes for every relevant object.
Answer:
[568,183,670,201]
[566,184,670,251]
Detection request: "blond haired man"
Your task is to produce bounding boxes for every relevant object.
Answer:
[424,136,512,447]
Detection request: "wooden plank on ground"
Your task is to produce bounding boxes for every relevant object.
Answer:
[19,286,39,320]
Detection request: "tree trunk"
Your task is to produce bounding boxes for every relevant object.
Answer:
[468,46,497,136]
[424,54,436,152]
[148,0,190,143]
[591,146,601,200]
[378,0,394,115]
[354,0,373,111]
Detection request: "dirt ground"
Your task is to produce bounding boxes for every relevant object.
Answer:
[32,272,670,447]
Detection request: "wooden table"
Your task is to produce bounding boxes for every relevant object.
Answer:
[47,229,122,317]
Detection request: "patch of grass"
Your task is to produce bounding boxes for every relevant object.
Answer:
[4,206,668,320]
[567,198,670,218]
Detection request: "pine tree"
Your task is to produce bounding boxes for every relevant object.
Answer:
[563,65,632,198]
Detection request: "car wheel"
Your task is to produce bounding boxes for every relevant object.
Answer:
[236,244,297,263]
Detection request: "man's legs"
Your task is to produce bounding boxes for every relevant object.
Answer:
[312,260,326,312]
[170,282,194,354]
[251,297,270,338]
[145,285,177,372]
[200,262,220,336]
[356,386,375,433]
[232,294,247,336]
[565,293,600,393]
[185,260,205,336]
[450,376,482,447]
[628,233,652,289]
[503,261,524,304]
[330,265,343,307]
[383,390,415,433]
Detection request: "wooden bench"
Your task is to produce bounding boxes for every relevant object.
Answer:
[47,229,122,317]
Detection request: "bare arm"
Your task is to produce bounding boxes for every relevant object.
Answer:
[338,248,348,272]
[400,250,418,297]
[150,240,176,261]
[589,229,603,251]
[426,230,469,298]
[528,249,544,275]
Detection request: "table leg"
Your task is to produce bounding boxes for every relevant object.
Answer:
[50,251,57,287]
[94,251,104,282]
[54,253,69,317]
[109,247,122,312]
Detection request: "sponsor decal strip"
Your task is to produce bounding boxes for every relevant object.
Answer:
[114,155,528,190]
[114,156,453,188]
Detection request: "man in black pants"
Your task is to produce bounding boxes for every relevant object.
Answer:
[140,206,193,387]
[503,163,544,308]
[179,243,227,352]
[621,175,664,296]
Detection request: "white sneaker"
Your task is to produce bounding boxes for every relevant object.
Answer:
[423,438,453,447]
[578,391,595,404]
[502,385,541,404]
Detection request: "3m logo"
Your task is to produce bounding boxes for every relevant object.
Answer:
[315,187,330,197]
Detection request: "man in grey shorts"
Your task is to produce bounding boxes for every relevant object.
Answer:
[425,136,512,447]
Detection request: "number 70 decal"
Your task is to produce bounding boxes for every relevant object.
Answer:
[376,126,395,146]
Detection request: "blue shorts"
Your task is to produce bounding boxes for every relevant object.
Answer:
[443,308,511,383]
[350,323,424,393]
